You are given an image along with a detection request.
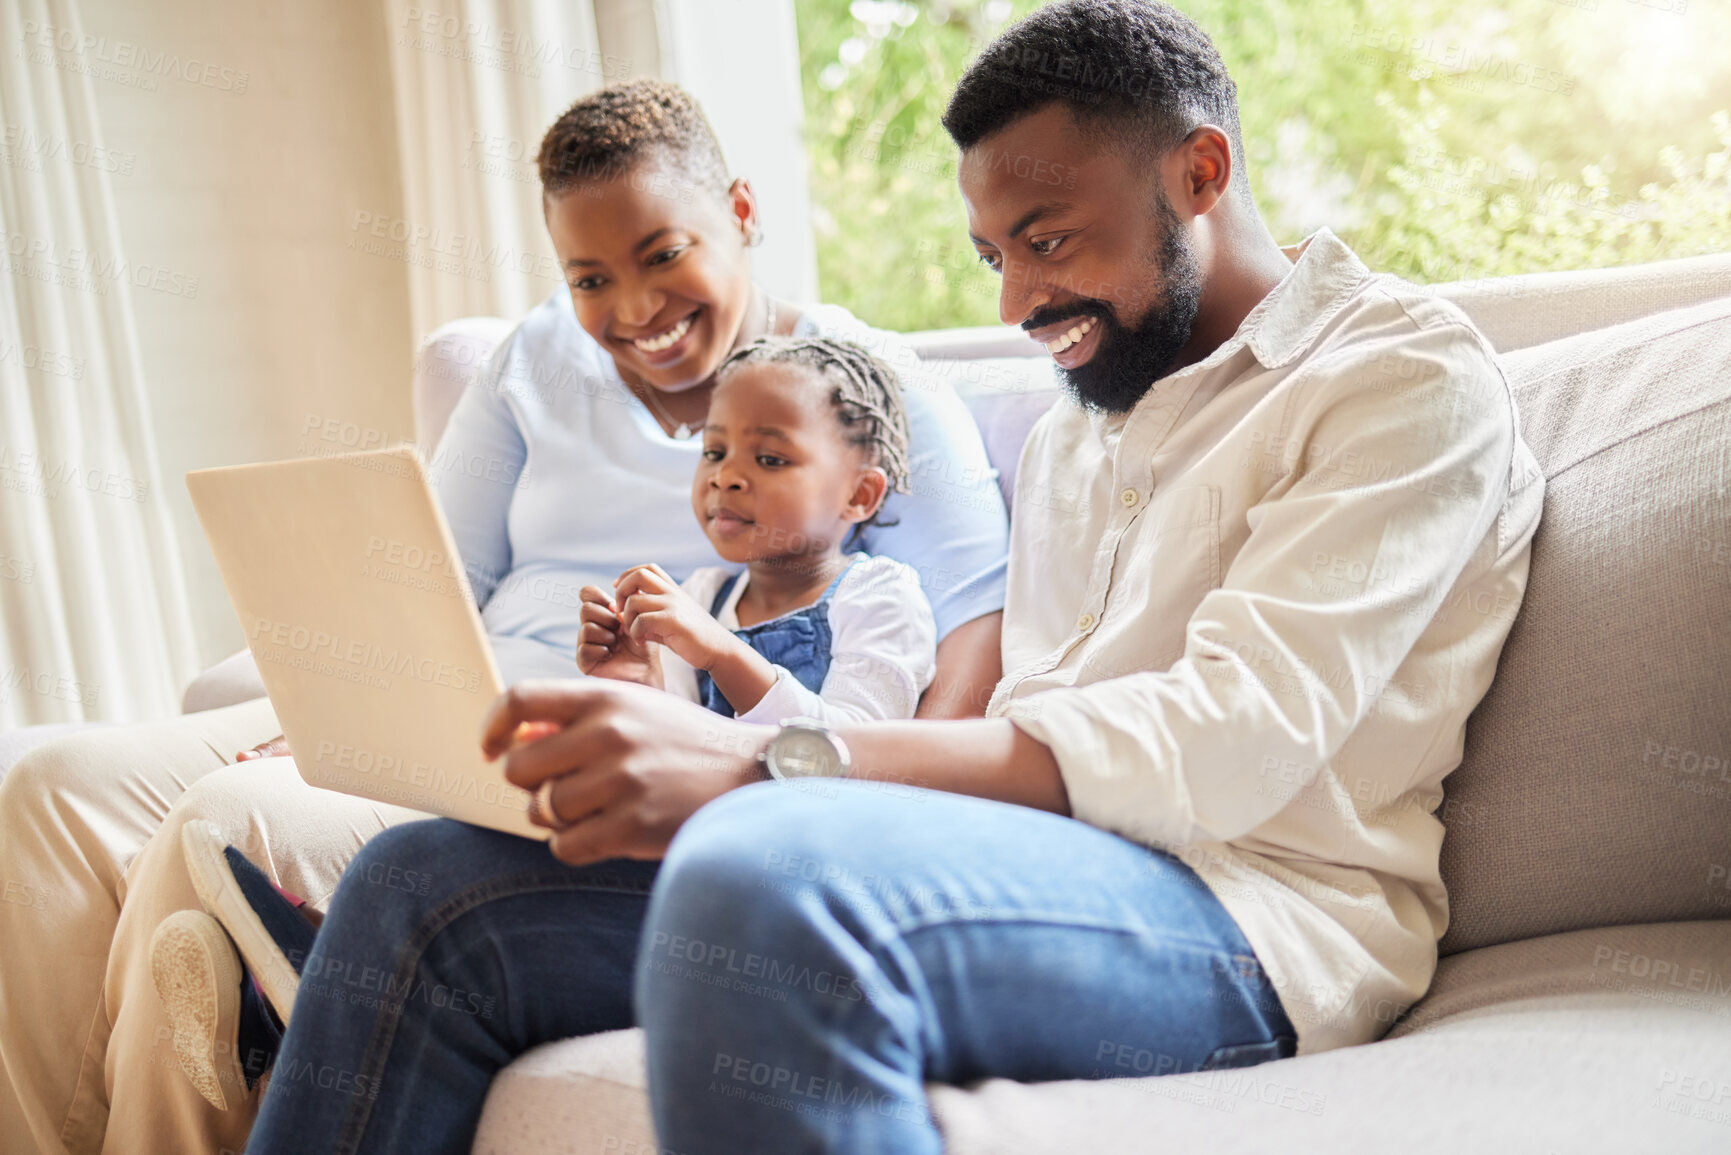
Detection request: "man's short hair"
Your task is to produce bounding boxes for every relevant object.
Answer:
[942,0,1251,202]
[537,79,731,201]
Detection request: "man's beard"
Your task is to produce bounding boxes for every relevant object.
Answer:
[1027,195,1205,415]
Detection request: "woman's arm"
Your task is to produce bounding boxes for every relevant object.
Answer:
[426,346,527,608]
[917,611,1003,719]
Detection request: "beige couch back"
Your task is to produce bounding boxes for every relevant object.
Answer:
[1438,294,1731,953]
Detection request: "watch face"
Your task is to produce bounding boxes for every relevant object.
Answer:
[771,728,841,779]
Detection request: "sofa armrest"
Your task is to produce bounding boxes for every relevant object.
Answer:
[180,649,267,714]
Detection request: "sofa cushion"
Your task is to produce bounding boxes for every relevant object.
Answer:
[921,355,1061,511]
[931,919,1731,1154]
[1388,918,1731,1039]
[471,920,1731,1154]
[1438,296,1731,955]
[472,1027,652,1155]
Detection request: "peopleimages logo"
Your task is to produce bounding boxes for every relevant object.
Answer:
[0,229,199,299]
[398,9,632,79]
[0,664,100,707]
[0,442,151,503]
[249,617,483,693]
[18,20,250,93]
[0,123,134,176]
[348,211,560,283]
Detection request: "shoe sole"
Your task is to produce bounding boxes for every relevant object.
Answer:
[181,820,301,1025]
[149,910,242,1112]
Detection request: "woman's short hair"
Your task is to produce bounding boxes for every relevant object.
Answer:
[537,79,730,200]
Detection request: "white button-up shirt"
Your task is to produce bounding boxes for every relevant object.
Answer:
[991,229,1545,1054]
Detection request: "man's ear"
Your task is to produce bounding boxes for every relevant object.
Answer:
[1174,124,1234,216]
[728,177,760,246]
[842,466,891,526]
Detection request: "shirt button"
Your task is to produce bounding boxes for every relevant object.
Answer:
[1077,612,1095,632]
[1120,488,1139,507]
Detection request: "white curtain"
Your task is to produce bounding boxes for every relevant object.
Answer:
[384,0,605,342]
[0,0,199,727]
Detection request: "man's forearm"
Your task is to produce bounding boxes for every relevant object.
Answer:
[836,716,1071,816]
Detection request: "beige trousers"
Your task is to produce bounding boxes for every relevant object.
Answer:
[0,699,428,1155]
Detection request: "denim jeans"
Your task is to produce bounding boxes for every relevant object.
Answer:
[248,780,1295,1154]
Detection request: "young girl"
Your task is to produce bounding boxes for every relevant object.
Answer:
[576,336,937,723]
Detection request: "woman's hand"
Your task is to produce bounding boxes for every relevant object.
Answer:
[482,679,772,866]
[578,585,664,687]
[611,564,738,672]
[236,735,291,761]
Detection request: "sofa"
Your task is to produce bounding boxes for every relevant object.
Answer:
[3,252,1728,1151]
[469,255,1731,1154]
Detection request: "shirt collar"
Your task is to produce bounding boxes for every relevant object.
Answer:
[1238,227,1372,370]
[1079,228,1372,439]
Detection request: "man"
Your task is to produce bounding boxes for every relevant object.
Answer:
[243,2,1542,1152]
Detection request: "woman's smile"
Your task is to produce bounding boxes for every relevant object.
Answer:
[622,307,703,365]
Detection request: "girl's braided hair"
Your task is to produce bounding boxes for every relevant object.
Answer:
[716,336,912,530]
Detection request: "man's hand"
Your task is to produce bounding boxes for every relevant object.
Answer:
[481,679,773,866]
[236,735,290,761]
[611,564,739,673]
[578,585,664,687]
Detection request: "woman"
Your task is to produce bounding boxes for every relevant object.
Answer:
[0,79,1007,1155]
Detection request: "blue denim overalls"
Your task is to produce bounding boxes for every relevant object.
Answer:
[695,558,858,717]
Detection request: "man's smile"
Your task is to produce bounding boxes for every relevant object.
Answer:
[1026,313,1103,369]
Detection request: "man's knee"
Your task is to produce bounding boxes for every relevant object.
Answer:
[652,783,845,938]
[639,786,881,1023]
[663,781,827,880]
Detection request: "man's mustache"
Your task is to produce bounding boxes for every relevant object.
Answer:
[1022,300,1115,334]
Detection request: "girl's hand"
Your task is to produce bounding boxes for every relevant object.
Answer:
[612,564,739,672]
[578,585,664,688]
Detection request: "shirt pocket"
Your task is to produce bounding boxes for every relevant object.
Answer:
[1103,485,1222,670]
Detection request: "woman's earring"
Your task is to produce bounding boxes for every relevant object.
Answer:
[747,225,764,247]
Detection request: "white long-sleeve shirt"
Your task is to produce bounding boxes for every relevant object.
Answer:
[993,228,1544,1054]
[661,554,937,725]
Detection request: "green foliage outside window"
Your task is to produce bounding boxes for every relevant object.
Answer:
[794,0,1731,332]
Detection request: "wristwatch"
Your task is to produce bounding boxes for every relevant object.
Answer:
[760,718,852,782]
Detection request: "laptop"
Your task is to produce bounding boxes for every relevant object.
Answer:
[187,446,547,840]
